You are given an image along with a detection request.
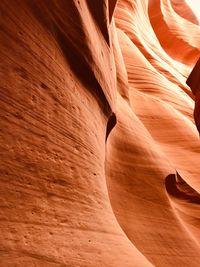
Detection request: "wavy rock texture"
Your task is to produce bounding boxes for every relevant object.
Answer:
[0,0,200,266]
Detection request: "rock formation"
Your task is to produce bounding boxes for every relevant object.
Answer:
[0,0,200,266]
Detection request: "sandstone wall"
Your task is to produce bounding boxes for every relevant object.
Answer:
[0,0,200,266]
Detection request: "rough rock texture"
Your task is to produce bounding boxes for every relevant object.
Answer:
[0,0,200,266]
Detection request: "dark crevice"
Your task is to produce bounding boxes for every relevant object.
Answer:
[108,0,118,22]
[86,0,110,45]
[186,57,200,95]
[165,172,200,204]
[106,112,117,141]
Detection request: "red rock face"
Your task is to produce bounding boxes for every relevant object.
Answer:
[0,0,200,266]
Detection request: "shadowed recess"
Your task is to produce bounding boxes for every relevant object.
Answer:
[29,0,112,115]
[187,57,200,95]
[86,0,110,44]
[165,172,200,204]
[187,57,200,134]
[106,112,117,141]
[108,0,118,22]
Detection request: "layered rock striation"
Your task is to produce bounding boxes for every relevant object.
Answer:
[0,0,200,266]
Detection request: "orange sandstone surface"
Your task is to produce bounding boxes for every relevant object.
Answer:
[0,1,200,266]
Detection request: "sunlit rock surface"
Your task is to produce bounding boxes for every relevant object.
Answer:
[0,0,200,266]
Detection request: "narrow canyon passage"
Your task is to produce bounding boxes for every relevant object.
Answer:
[0,0,200,266]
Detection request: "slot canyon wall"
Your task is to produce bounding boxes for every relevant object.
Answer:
[0,0,200,266]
